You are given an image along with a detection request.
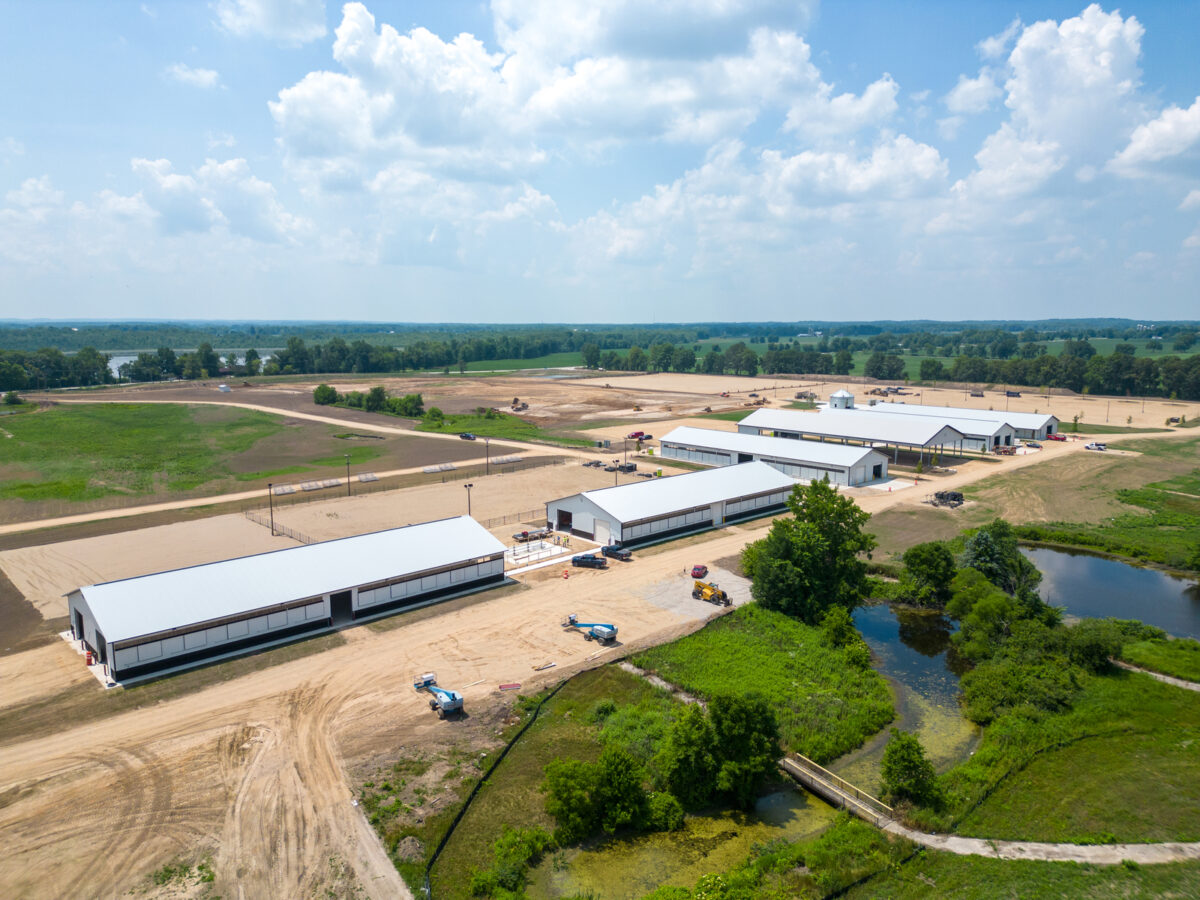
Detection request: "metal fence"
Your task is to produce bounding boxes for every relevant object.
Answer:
[481,508,546,529]
[243,510,315,544]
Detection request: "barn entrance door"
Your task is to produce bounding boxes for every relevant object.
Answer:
[330,590,353,626]
[73,609,84,642]
[556,510,573,531]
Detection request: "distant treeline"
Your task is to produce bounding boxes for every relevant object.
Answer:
[1,319,1197,353]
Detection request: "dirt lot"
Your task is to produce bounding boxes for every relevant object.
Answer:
[0,530,759,900]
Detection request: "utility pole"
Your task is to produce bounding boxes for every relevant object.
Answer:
[484,436,490,475]
[613,460,620,485]
[345,454,351,496]
[268,483,275,536]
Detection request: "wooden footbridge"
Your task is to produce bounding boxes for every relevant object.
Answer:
[779,753,894,826]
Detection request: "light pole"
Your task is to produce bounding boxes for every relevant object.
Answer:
[613,459,620,485]
[464,483,473,517]
[484,436,490,476]
[268,483,275,536]
[623,438,628,464]
[345,453,351,497]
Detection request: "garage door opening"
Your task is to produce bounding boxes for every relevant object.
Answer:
[556,510,573,531]
[737,453,754,463]
[330,590,353,626]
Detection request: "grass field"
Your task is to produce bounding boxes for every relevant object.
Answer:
[847,852,1200,899]
[630,605,894,762]
[415,411,593,446]
[1122,638,1200,682]
[696,409,755,421]
[922,670,1200,843]
[0,404,287,501]
[429,666,669,899]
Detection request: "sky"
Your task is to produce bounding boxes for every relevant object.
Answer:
[1,1,1198,323]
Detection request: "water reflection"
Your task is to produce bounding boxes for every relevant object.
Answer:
[1022,547,1200,639]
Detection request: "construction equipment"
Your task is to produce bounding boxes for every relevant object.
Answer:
[562,614,618,643]
[413,672,464,719]
[692,580,731,606]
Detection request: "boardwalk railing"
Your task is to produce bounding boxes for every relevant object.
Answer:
[780,753,894,825]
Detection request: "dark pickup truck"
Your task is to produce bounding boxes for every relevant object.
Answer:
[571,553,608,569]
[601,545,631,561]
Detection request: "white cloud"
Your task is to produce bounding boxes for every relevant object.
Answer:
[785,74,899,140]
[1180,190,1200,211]
[937,116,964,140]
[978,17,1021,60]
[944,70,1000,115]
[765,134,946,199]
[1,136,24,159]
[131,157,308,241]
[140,4,156,18]
[206,131,236,150]
[164,63,220,88]
[1109,96,1200,174]
[5,175,65,213]
[956,124,1065,200]
[214,0,326,45]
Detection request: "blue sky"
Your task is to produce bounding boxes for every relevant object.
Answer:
[1,1,1198,322]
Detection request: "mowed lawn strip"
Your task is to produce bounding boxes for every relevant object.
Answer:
[846,852,1200,899]
[1122,638,1200,682]
[631,604,894,763]
[429,666,669,900]
[946,670,1200,843]
[415,411,592,446]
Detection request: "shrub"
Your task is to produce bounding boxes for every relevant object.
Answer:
[880,728,940,807]
[312,383,339,405]
[469,825,555,897]
[820,605,857,648]
[3,390,20,405]
[899,541,956,606]
[646,791,686,831]
[656,704,718,809]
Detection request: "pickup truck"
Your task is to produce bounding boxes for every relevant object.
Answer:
[1084,442,1107,451]
[627,430,645,440]
[512,528,551,542]
[571,553,607,569]
[601,545,631,561]
[1046,433,1067,441]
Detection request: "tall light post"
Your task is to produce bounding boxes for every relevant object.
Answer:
[464,482,473,517]
[622,438,628,464]
[268,483,275,536]
[484,436,490,476]
[613,459,620,485]
[345,453,351,497]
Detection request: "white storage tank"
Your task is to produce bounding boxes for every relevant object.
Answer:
[829,389,855,409]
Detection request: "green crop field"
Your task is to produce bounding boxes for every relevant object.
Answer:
[415,411,592,446]
[0,404,287,501]
[631,604,894,762]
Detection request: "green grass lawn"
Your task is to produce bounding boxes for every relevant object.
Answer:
[926,669,1200,843]
[458,351,585,372]
[631,605,894,762]
[847,853,1200,899]
[1122,638,1200,682]
[695,409,755,421]
[0,403,287,501]
[429,666,669,900]
[415,411,593,446]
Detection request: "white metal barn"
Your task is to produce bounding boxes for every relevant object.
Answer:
[856,403,1016,452]
[658,426,888,486]
[865,401,1059,440]
[545,461,797,547]
[67,516,506,683]
[738,408,966,462]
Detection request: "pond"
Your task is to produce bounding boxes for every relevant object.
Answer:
[834,604,979,793]
[528,787,837,899]
[1022,546,1200,639]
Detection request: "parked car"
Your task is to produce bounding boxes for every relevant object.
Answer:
[1084,442,1107,451]
[627,430,645,440]
[641,434,653,441]
[459,432,476,440]
[690,564,709,579]
[1023,441,1041,449]
[571,553,607,569]
[601,545,631,561]
[1046,433,1067,441]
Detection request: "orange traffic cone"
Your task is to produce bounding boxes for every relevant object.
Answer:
[563,570,569,579]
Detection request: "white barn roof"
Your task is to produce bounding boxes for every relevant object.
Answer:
[660,426,885,468]
[72,516,505,644]
[867,401,1058,432]
[741,408,965,447]
[574,460,796,523]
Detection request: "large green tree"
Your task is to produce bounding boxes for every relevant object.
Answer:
[742,479,876,622]
[880,729,940,807]
[709,694,782,809]
[900,541,956,607]
[656,704,718,809]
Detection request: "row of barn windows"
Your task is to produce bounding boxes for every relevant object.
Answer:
[357,559,502,608]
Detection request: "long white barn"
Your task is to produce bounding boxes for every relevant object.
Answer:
[67,516,506,683]
[545,461,796,547]
[865,401,1060,440]
[658,426,888,486]
[738,408,966,460]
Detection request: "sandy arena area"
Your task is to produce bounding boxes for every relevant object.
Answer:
[0,463,668,621]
